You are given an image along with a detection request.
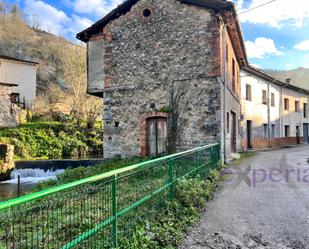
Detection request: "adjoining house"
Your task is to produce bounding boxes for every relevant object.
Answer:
[0,82,19,127]
[0,55,38,109]
[77,0,248,160]
[241,66,309,150]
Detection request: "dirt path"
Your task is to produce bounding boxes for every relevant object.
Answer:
[179,146,309,249]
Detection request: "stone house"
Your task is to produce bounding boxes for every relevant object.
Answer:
[0,82,19,127]
[0,55,38,109]
[241,66,309,150]
[77,0,248,160]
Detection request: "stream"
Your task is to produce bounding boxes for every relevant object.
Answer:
[0,158,105,201]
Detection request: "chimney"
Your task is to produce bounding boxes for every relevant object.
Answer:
[286,78,291,84]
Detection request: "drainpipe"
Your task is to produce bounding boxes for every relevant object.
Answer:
[279,85,283,147]
[222,22,227,163]
[217,18,227,164]
[267,81,271,148]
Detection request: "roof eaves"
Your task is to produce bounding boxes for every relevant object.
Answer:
[76,0,235,42]
[242,66,309,95]
[0,55,39,65]
[0,82,18,87]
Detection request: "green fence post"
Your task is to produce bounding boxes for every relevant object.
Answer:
[169,159,174,199]
[112,175,118,248]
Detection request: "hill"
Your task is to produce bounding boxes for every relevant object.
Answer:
[0,11,81,94]
[0,6,102,125]
[263,68,309,91]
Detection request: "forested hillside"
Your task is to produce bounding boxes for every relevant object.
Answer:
[0,2,101,124]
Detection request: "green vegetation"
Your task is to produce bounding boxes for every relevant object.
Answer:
[0,122,102,160]
[120,170,220,248]
[0,145,222,249]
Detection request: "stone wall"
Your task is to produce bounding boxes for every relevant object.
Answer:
[91,0,224,158]
[0,144,15,181]
[0,84,17,128]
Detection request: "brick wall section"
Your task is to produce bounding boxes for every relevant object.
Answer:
[0,85,17,128]
[94,0,224,158]
[242,137,303,151]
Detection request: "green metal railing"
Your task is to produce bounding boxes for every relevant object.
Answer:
[0,143,220,249]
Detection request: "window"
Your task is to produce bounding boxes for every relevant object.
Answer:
[227,112,230,133]
[263,124,268,138]
[232,59,236,92]
[304,103,308,118]
[295,101,300,112]
[226,44,229,62]
[284,98,289,110]
[285,125,290,137]
[10,93,20,104]
[246,84,252,101]
[271,93,275,107]
[142,8,152,17]
[262,90,267,105]
[271,124,276,138]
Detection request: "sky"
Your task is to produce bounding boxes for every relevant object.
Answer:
[5,0,309,70]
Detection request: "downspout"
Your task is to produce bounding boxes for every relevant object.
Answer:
[222,22,227,163]
[217,17,227,164]
[280,84,283,147]
[267,81,271,148]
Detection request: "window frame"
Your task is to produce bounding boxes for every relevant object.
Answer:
[271,93,275,107]
[262,90,267,105]
[246,84,252,101]
[284,98,289,110]
[295,101,300,112]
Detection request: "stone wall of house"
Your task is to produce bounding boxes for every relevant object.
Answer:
[0,85,17,128]
[0,144,15,181]
[96,0,222,158]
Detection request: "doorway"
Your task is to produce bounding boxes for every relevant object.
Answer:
[296,126,301,144]
[304,123,309,144]
[147,117,167,157]
[231,112,237,153]
[247,120,253,149]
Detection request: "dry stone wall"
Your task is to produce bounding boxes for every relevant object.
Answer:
[0,85,17,128]
[0,144,15,181]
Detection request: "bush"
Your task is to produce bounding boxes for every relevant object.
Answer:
[0,121,102,160]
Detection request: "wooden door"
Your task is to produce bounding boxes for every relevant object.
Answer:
[231,112,237,153]
[147,118,167,157]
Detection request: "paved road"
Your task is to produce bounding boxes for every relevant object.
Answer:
[179,146,309,249]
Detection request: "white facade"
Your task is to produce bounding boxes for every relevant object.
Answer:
[0,56,37,108]
[241,67,309,150]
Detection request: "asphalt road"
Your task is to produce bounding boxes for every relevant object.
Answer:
[179,146,309,249]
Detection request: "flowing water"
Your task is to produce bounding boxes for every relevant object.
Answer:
[0,168,65,201]
[0,158,105,201]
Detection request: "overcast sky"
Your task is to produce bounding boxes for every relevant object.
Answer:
[6,0,309,70]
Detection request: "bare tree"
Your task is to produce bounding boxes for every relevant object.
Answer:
[60,44,102,126]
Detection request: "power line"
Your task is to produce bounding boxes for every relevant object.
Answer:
[238,0,278,15]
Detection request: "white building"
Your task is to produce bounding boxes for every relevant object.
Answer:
[241,66,309,150]
[0,55,38,109]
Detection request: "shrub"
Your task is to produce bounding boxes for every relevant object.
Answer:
[0,121,102,160]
